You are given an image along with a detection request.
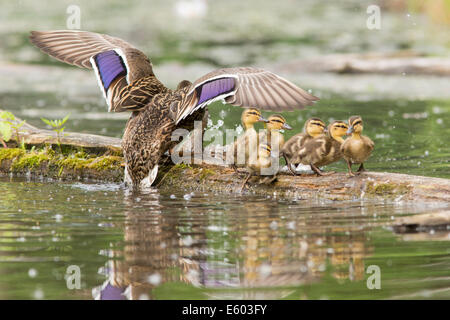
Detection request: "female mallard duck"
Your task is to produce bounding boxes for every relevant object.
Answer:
[340,116,374,177]
[229,108,268,170]
[30,30,319,189]
[240,143,276,191]
[281,117,326,175]
[258,114,292,156]
[296,120,349,176]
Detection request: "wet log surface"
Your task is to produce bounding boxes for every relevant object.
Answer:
[157,163,450,205]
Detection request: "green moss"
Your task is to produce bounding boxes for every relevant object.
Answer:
[57,156,93,170]
[0,148,25,162]
[11,151,51,171]
[87,156,123,171]
[198,168,216,181]
[366,181,410,197]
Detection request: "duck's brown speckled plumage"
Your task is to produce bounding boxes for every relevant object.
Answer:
[30,30,319,189]
[122,85,206,185]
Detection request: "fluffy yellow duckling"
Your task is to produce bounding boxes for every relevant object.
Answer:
[240,143,276,191]
[296,120,349,175]
[281,117,327,175]
[259,114,292,157]
[340,116,374,177]
[230,108,268,169]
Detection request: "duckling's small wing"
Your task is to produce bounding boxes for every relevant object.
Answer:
[175,67,319,124]
[29,30,160,112]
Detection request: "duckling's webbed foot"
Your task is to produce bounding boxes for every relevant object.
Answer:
[346,160,356,177]
[260,175,277,185]
[239,173,252,192]
[282,155,297,176]
[356,163,366,174]
[311,164,334,176]
[311,164,324,176]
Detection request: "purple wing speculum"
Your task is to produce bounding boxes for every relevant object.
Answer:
[196,77,235,106]
[92,50,127,92]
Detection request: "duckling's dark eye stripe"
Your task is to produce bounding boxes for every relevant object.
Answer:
[311,122,325,127]
[335,125,348,128]
[247,111,260,116]
[353,120,362,126]
[271,119,284,123]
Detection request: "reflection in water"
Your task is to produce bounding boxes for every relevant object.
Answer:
[95,190,428,300]
[1,178,448,300]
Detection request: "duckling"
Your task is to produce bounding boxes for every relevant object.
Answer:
[281,117,327,175]
[259,114,292,157]
[340,116,374,177]
[240,143,276,191]
[230,108,268,170]
[296,120,349,175]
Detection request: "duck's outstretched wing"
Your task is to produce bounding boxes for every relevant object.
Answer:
[29,30,165,112]
[174,67,319,124]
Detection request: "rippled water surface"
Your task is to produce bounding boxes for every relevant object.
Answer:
[0,177,449,300]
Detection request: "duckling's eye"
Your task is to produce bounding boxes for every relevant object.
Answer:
[247,112,260,116]
[271,119,284,124]
[353,120,362,126]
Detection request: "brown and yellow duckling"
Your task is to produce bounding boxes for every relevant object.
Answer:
[296,120,349,176]
[240,143,277,191]
[340,116,374,177]
[281,117,327,175]
[230,108,268,170]
[258,114,292,157]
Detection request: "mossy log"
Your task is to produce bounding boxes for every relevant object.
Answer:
[0,109,122,154]
[1,111,449,205]
[156,164,450,204]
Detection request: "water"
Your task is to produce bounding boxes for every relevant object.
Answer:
[0,177,449,300]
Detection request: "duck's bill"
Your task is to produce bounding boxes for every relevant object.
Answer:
[258,116,269,123]
[346,126,354,135]
[282,123,293,130]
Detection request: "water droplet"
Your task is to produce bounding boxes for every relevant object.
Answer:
[33,288,44,299]
[258,264,271,278]
[183,194,192,201]
[182,235,193,246]
[28,268,38,278]
[269,221,278,230]
[147,273,162,286]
